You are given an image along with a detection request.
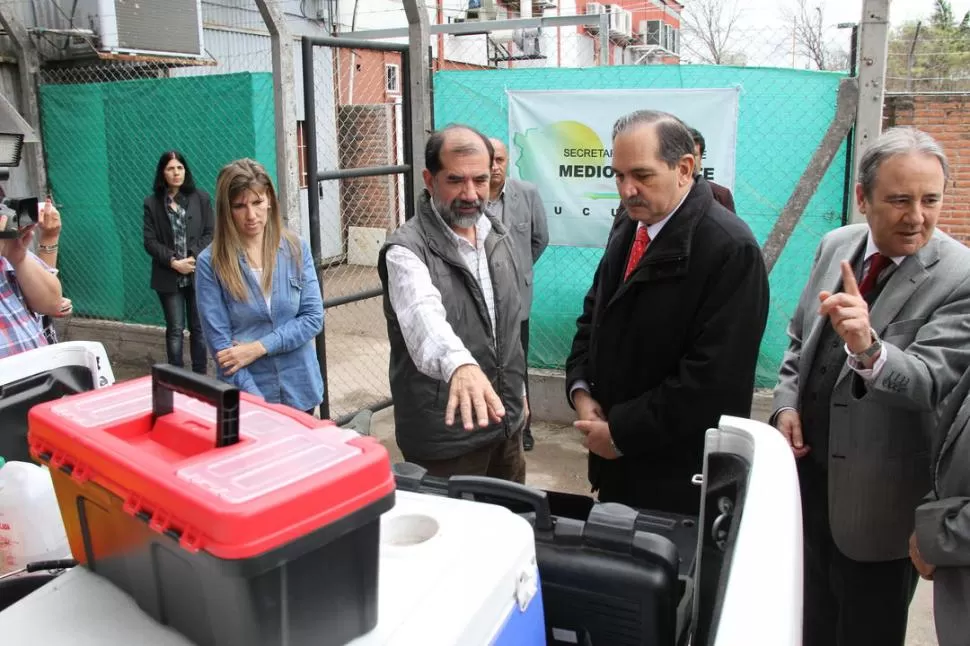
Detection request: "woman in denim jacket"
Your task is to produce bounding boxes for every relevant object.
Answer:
[195,158,324,415]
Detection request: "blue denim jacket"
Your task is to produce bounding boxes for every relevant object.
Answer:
[195,238,324,411]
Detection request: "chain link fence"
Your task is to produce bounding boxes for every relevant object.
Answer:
[32,11,404,422]
[304,39,408,421]
[25,1,862,415]
[36,2,279,330]
[357,17,850,389]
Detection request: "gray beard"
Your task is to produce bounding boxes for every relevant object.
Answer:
[434,196,482,229]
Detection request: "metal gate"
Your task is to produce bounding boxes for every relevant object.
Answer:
[301,36,413,424]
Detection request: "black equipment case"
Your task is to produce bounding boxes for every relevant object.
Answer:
[393,463,698,646]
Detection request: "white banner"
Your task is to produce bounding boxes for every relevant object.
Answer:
[507,88,740,247]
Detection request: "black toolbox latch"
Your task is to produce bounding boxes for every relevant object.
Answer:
[583,502,638,552]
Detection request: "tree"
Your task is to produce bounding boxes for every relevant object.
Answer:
[680,0,744,65]
[886,0,970,92]
[783,0,849,71]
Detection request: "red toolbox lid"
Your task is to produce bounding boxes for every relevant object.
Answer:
[27,366,394,559]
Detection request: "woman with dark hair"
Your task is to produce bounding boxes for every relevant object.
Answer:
[195,158,323,415]
[142,150,213,373]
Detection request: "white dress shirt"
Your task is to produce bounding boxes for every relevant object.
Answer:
[385,209,495,384]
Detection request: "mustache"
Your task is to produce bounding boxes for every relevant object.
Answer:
[453,199,484,210]
[623,197,649,208]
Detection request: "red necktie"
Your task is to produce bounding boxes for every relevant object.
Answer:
[858,253,891,298]
[624,226,651,281]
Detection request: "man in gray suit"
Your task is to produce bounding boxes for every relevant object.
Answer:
[488,138,549,451]
[772,126,970,646]
[910,367,970,646]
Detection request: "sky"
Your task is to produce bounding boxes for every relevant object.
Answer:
[683,0,970,67]
[733,0,970,30]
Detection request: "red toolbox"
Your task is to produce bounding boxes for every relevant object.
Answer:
[26,365,395,646]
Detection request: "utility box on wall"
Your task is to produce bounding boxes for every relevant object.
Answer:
[89,0,205,57]
[347,227,387,267]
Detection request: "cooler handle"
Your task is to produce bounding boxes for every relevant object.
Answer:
[447,476,553,532]
[152,364,240,447]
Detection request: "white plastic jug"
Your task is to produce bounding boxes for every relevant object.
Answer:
[0,457,71,575]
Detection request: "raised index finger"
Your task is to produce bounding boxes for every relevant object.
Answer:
[840,260,861,297]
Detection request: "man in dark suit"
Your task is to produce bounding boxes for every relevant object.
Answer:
[687,127,735,212]
[911,366,970,646]
[565,110,769,515]
[488,137,549,451]
[772,126,970,646]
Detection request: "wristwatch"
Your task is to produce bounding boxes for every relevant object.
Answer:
[850,327,883,363]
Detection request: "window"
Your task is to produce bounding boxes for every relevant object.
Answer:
[385,63,400,94]
[296,121,308,189]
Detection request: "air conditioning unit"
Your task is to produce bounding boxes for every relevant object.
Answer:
[640,20,677,53]
[586,3,606,16]
[608,6,632,38]
[93,0,204,57]
[467,0,498,21]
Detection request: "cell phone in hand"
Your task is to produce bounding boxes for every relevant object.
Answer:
[0,197,39,239]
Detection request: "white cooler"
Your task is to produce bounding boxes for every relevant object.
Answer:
[352,489,546,645]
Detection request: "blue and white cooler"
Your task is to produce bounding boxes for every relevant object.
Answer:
[351,489,546,645]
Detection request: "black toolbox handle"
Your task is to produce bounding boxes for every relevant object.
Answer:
[152,364,240,447]
[447,476,553,532]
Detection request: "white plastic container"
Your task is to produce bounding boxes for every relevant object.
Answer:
[351,490,546,645]
[0,458,71,575]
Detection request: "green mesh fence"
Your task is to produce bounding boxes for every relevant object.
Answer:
[39,72,277,325]
[434,65,848,388]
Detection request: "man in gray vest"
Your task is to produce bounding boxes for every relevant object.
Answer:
[487,137,548,451]
[772,126,970,646]
[378,124,528,482]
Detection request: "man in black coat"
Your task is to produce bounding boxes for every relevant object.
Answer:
[566,110,769,515]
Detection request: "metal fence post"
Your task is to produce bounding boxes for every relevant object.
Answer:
[403,0,431,202]
[850,0,890,224]
[599,12,610,66]
[255,0,301,233]
[0,5,47,195]
[300,38,331,419]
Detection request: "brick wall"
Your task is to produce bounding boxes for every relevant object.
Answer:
[337,104,398,231]
[336,49,402,105]
[884,93,970,245]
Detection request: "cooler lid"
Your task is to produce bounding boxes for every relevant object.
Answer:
[27,366,394,559]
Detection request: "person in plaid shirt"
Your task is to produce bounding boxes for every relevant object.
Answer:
[0,210,63,359]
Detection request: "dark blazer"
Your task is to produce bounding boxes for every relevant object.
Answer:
[916,367,970,646]
[565,178,770,515]
[143,190,214,293]
[710,181,736,213]
[773,224,970,561]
